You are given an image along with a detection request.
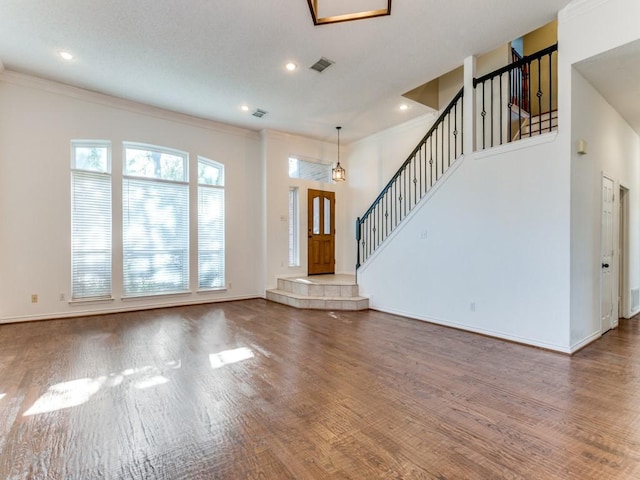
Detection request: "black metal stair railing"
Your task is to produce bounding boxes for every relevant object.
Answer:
[474,43,558,149]
[356,87,464,269]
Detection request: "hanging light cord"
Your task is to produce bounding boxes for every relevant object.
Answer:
[337,126,341,165]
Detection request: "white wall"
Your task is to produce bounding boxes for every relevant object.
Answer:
[569,70,640,346]
[559,0,640,348]
[261,130,348,290]
[0,73,262,322]
[358,134,572,351]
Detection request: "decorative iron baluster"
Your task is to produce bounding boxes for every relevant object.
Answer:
[429,138,433,188]
[537,57,542,136]
[490,76,494,148]
[548,51,553,133]
[481,82,486,149]
[473,43,557,149]
[447,112,451,167]
[499,75,503,145]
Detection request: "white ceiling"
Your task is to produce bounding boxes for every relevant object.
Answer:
[0,0,570,143]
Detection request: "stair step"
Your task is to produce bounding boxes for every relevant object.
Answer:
[516,111,558,139]
[277,275,360,297]
[278,278,358,297]
[266,289,369,311]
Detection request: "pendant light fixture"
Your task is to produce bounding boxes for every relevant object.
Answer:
[332,126,346,182]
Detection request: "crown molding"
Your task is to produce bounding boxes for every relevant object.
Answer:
[559,0,611,21]
[0,70,260,141]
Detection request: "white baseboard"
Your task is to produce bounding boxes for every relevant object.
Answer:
[0,294,261,325]
[369,305,572,353]
[569,331,601,353]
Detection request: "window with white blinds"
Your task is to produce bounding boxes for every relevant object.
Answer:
[123,144,189,297]
[288,157,332,183]
[198,157,225,289]
[71,141,112,300]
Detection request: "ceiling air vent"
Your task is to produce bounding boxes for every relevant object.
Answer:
[252,109,268,118]
[310,57,334,73]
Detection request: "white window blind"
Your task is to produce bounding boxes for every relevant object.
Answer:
[288,187,299,266]
[123,144,189,297]
[198,157,225,289]
[71,141,112,299]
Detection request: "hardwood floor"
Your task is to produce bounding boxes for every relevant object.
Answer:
[1,300,640,479]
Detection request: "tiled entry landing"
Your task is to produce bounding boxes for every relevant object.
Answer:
[266,274,369,310]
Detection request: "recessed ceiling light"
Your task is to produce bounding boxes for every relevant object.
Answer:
[241,105,249,112]
[399,104,410,111]
[285,62,297,72]
[59,51,75,61]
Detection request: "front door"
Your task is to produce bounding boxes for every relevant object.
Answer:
[601,176,615,333]
[307,189,335,275]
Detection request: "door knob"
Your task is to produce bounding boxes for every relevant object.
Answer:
[602,263,609,268]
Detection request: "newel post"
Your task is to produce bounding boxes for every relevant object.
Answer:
[355,217,361,270]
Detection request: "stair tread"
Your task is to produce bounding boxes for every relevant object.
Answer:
[278,277,357,287]
[267,289,367,301]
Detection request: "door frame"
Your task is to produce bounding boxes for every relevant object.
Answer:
[618,185,629,320]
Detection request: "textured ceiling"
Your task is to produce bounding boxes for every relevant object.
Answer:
[0,0,571,143]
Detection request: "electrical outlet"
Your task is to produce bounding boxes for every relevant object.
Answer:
[470,302,476,312]
[420,230,428,239]
[59,293,65,301]
[228,282,232,289]
[31,294,38,303]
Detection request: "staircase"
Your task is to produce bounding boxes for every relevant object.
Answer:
[356,44,558,271]
[511,108,558,140]
[356,87,464,268]
[266,275,369,310]
[522,109,558,136]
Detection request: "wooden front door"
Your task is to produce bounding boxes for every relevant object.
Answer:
[307,189,335,275]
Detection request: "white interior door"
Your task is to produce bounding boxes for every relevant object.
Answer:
[601,176,615,333]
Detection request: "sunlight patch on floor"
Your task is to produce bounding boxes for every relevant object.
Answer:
[23,377,106,416]
[22,359,182,416]
[210,347,254,369]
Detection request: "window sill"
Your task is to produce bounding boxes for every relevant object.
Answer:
[69,296,115,306]
[197,288,227,294]
[121,291,191,301]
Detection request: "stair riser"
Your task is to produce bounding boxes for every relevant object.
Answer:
[266,291,368,311]
[524,123,557,134]
[277,279,359,297]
